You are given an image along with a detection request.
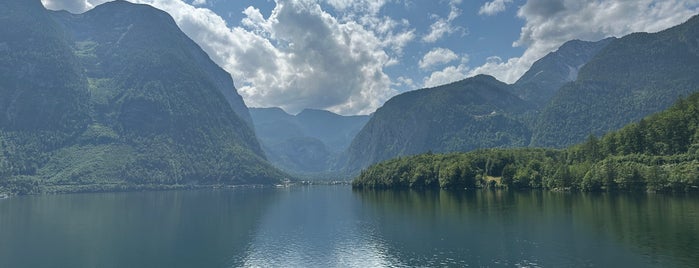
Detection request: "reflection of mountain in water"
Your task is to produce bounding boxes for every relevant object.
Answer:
[1,187,697,267]
[0,189,279,268]
[354,190,699,267]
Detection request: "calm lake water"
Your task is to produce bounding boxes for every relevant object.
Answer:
[1,186,698,267]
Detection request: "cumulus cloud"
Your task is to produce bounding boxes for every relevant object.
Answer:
[422,0,465,43]
[40,0,699,113]
[395,76,416,89]
[41,0,403,115]
[479,0,513,16]
[423,56,469,88]
[418,47,459,70]
[41,0,109,13]
[326,1,416,57]
[325,0,388,15]
[191,0,206,6]
[470,0,699,83]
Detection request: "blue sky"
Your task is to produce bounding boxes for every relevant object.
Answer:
[204,0,525,80]
[42,0,699,115]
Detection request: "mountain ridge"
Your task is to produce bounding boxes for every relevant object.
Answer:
[512,37,615,107]
[532,14,699,147]
[343,74,534,173]
[343,14,699,173]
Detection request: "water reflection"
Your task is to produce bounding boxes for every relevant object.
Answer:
[0,189,279,268]
[354,189,699,267]
[238,185,398,267]
[1,187,697,267]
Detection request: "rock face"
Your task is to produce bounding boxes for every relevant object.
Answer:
[0,0,286,192]
[512,38,614,107]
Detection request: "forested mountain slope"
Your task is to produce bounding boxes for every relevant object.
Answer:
[353,92,699,192]
[532,14,699,147]
[0,0,286,195]
[344,75,534,173]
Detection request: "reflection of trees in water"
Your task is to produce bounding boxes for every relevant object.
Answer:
[0,189,280,268]
[354,189,699,267]
[573,192,699,267]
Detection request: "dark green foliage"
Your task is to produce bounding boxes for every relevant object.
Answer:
[0,0,287,195]
[345,75,534,173]
[354,92,699,193]
[353,149,564,190]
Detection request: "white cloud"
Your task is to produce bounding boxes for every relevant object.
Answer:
[470,0,699,83]
[191,0,205,6]
[448,0,463,21]
[325,0,388,15]
[41,0,109,13]
[418,47,459,70]
[423,56,470,88]
[395,76,416,89]
[422,0,465,43]
[328,2,416,56]
[479,0,513,16]
[423,18,452,43]
[40,0,402,115]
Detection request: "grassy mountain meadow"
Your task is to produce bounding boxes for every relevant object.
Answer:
[0,0,287,195]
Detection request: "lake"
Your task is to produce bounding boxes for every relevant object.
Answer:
[1,186,698,267]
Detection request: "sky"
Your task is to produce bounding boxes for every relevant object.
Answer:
[41,0,699,115]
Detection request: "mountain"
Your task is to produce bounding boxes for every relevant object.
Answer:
[512,38,614,107]
[343,75,534,173]
[345,14,699,173]
[0,0,89,135]
[295,109,371,152]
[532,14,699,147]
[353,91,699,192]
[250,107,369,175]
[0,0,286,195]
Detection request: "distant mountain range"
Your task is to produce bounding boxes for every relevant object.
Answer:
[342,14,699,173]
[0,0,286,194]
[250,108,369,176]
